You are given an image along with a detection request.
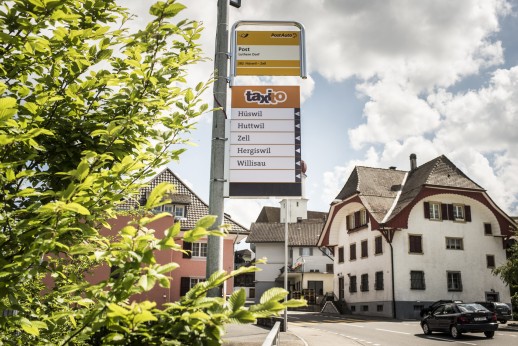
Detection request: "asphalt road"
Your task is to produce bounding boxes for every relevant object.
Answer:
[287,311,518,346]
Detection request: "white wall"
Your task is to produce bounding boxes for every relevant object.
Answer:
[393,194,511,303]
[332,202,393,304]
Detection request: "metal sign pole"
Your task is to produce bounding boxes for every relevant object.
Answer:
[284,201,290,331]
[207,0,229,296]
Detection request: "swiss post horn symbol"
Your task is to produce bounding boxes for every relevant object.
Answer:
[240,33,249,38]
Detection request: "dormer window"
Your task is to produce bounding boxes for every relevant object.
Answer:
[346,209,369,231]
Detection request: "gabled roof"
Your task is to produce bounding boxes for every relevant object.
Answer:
[255,206,327,223]
[247,207,327,246]
[319,154,517,246]
[118,168,249,235]
[385,155,484,222]
[334,166,406,223]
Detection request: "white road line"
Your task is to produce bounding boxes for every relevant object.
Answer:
[375,328,411,335]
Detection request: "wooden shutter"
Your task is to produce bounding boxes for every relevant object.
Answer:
[465,205,472,222]
[441,204,449,220]
[180,277,190,296]
[484,223,492,235]
[354,211,360,228]
[447,204,454,220]
[346,215,351,230]
[423,202,430,219]
[182,241,192,259]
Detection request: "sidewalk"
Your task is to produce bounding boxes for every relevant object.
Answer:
[223,323,305,346]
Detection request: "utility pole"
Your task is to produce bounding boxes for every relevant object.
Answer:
[206,0,229,297]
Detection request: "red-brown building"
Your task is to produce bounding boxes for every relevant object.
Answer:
[91,168,249,304]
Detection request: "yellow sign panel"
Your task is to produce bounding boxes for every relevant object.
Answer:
[235,31,301,76]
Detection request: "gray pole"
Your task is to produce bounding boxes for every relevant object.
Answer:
[207,0,229,297]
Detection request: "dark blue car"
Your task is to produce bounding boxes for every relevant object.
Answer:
[421,302,498,339]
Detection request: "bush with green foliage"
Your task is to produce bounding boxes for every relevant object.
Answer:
[0,0,305,344]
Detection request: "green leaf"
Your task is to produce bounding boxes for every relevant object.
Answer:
[228,288,246,312]
[63,202,90,215]
[260,287,288,304]
[133,310,157,325]
[196,215,216,229]
[107,303,130,317]
[156,262,179,274]
[145,182,175,209]
[138,274,156,292]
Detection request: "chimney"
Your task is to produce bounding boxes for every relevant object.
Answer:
[410,153,417,171]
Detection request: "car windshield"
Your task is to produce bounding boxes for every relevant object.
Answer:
[457,303,488,312]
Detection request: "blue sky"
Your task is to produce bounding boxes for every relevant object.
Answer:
[121,0,518,229]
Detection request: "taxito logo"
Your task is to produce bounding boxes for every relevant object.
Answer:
[244,89,287,105]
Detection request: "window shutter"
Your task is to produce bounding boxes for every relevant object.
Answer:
[299,247,302,256]
[465,205,472,222]
[346,215,351,230]
[484,223,492,235]
[447,204,454,220]
[423,202,430,219]
[182,241,192,259]
[354,211,360,228]
[441,204,448,220]
[180,277,190,296]
[309,248,313,256]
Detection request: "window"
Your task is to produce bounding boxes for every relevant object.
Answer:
[409,235,423,254]
[350,305,356,312]
[447,271,462,291]
[429,202,441,220]
[453,204,464,221]
[360,273,369,292]
[374,236,383,255]
[361,240,368,258]
[300,247,313,256]
[349,243,357,260]
[361,305,369,312]
[338,247,344,263]
[346,209,368,230]
[192,242,207,257]
[338,277,344,300]
[326,263,334,273]
[484,223,493,235]
[410,270,425,290]
[486,255,495,268]
[180,277,205,296]
[163,204,174,213]
[375,271,384,290]
[446,237,463,250]
[174,205,186,218]
[349,275,357,293]
[377,305,384,312]
[360,209,367,226]
[347,214,355,230]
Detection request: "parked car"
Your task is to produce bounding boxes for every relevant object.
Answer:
[421,302,498,339]
[475,302,512,324]
[420,300,462,317]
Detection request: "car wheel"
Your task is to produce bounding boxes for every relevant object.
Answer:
[450,325,461,339]
[422,322,432,335]
[499,320,507,324]
[484,331,494,338]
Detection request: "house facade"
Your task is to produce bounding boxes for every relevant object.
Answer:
[318,154,517,319]
[104,168,249,304]
[247,200,333,306]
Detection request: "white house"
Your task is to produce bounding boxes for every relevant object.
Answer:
[318,154,517,319]
[247,201,333,306]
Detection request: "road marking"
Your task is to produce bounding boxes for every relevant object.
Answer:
[375,328,411,335]
[424,336,477,345]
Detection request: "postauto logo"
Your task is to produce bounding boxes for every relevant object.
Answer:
[244,88,287,105]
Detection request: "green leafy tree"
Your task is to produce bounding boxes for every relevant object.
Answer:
[0,0,305,344]
[494,236,518,314]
